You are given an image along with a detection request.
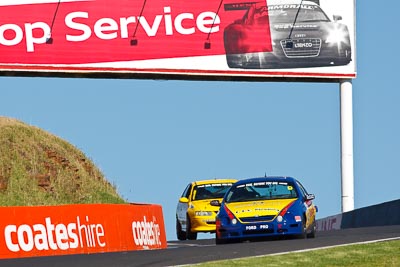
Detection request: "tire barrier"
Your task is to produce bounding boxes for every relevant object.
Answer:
[0,203,167,259]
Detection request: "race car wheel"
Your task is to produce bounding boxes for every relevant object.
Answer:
[176,218,186,241]
[307,221,316,238]
[186,215,197,240]
[215,235,227,245]
[299,216,307,239]
[226,54,240,68]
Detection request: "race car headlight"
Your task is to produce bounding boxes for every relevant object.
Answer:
[276,215,283,223]
[223,205,238,225]
[195,211,213,216]
[325,26,348,45]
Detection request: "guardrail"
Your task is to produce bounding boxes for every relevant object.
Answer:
[316,199,400,231]
[0,203,167,259]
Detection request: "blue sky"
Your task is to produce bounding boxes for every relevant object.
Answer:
[1,0,399,241]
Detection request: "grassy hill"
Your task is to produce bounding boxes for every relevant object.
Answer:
[0,116,125,206]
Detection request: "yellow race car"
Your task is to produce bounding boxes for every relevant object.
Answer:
[176,179,237,240]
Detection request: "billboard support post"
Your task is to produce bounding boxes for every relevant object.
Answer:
[340,79,354,212]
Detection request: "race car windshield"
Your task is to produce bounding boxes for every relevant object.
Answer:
[193,183,233,201]
[225,181,298,203]
[256,5,329,24]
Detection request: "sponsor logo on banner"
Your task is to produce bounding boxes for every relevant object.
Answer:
[132,216,162,249]
[4,216,105,252]
[0,204,167,259]
[316,214,342,231]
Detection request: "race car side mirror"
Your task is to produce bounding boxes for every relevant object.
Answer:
[179,197,189,203]
[306,194,315,201]
[210,200,221,206]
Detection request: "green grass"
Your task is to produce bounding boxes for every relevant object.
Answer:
[0,116,125,206]
[192,240,400,267]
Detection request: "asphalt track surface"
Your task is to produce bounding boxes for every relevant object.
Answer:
[1,225,399,267]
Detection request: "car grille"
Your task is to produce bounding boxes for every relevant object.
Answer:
[280,38,321,58]
[240,215,275,223]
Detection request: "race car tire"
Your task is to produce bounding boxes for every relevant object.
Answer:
[176,218,186,241]
[299,216,307,239]
[226,54,240,68]
[186,215,197,240]
[226,54,263,69]
[215,236,227,245]
[307,221,316,238]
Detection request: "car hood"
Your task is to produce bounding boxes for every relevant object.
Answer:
[192,199,222,211]
[225,198,297,217]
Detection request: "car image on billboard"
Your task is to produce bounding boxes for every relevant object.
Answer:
[223,0,352,69]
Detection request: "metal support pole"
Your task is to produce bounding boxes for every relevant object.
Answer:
[340,79,354,212]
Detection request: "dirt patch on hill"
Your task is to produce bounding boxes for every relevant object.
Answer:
[0,116,124,206]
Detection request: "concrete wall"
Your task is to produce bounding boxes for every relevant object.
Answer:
[317,199,400,231]
[341,199,400,229]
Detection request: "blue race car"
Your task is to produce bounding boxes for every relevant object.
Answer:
[215,176,317,244]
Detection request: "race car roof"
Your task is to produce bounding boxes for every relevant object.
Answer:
[193,179,238,186]
[234,176,298,185]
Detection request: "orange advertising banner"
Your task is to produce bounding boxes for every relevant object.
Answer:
[0,203,167,259]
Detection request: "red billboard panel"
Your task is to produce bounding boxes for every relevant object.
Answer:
[0,203,167,259]
[0,0,356,80]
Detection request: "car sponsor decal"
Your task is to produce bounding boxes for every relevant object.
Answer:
[226,198,295,216]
